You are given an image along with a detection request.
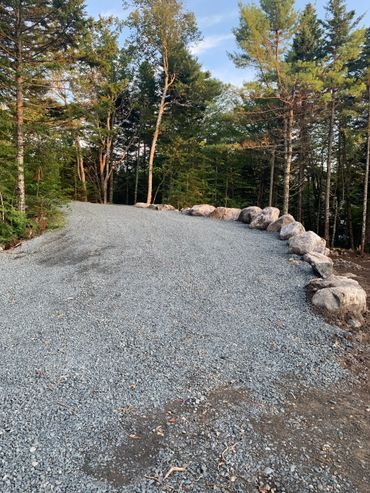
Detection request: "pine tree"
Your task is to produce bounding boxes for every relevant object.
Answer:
[232,0,297,213]
[358,28,370,253]
[290,3,324,223]
[322,0,364,243]
[0,0,85,212]
[291,3,323,63]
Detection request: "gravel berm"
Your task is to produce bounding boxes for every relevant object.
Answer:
[0,202,360,492]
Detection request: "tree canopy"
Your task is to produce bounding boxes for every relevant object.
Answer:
[0,0,370,252]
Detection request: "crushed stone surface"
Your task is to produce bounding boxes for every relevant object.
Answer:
[1,202,363,493]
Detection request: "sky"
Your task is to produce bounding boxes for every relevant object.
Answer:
[86,0,370,87]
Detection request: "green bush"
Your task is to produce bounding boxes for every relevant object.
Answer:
[0,206,28,246]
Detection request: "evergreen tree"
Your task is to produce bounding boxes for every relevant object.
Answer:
[0,0,85,212]
[232,0,297,213]
[358,28,370,252]
[322,0,364,243]
[289,3,324,222]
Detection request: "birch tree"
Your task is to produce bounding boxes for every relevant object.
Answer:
[128,0,199,204]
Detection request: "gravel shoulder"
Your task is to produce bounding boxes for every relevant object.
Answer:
[0,202,368,492]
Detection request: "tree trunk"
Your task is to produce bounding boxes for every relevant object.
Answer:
[297,105,308,224]
[134,144,140,204]
[316,151,324,234]
[283,107,294,214]
[75,135,87,202]
[109,171,114,204]
[99,152,108,204]
[15,9,25,212]
[331,128,343,248]
[269,147,275,207]
[102,181,108,204]
[331,197,338,247]
[367,193,370,246]
[147,74,170,205]
[344,159,355,251]
[324,97,336,244]
[225,175,229,207]
[361,84,370,254]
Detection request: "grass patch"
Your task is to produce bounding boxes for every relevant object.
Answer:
[46,209,65,230]
[0,205,66,249]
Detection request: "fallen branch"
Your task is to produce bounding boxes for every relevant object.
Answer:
[164,465,187,480]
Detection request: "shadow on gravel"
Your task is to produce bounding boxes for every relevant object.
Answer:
[37,238,116,271]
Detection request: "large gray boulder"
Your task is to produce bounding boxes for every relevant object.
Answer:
[249,207,280,230]
[288,231,326,255]
[303,252,333,279]
[307,275,360,292]
[267,214,295,233]
[210,207,241,221]
[190,204,216,217]
[308,275,367,327]
[238,206,262,224]
[280,221,305,240]
[312,285,367,327]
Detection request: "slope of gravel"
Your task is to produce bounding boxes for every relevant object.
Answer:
[0,202,356,492]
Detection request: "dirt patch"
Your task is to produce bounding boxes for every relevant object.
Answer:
[251,382,370,493]
[82,387,256,489]
[82,383,370,492]
[83,407,170,487]
[304,250,370,386]
[327,251,370,391]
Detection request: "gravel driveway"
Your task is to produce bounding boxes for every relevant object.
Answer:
[0,202,367,492]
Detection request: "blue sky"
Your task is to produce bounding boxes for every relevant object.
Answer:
[86,0,370,87]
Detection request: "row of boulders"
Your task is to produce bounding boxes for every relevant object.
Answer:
[237,205,367,326]
[135,203,177,211]
[239,207,327,255]
[181,204,242,220]
[135,201,367,326]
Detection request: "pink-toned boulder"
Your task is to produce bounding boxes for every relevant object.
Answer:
[288,231,326,255]
[280,221,305,240]
[156,204,176,211]
[238,206,262,224]
[190,204,216,217]
[267,214,295,232]
[210,207,241,221]
[249,207,280,230]
[134,202,149,208]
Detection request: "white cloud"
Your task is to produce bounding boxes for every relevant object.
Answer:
[198,10,238,28]
[190,33,234,56]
